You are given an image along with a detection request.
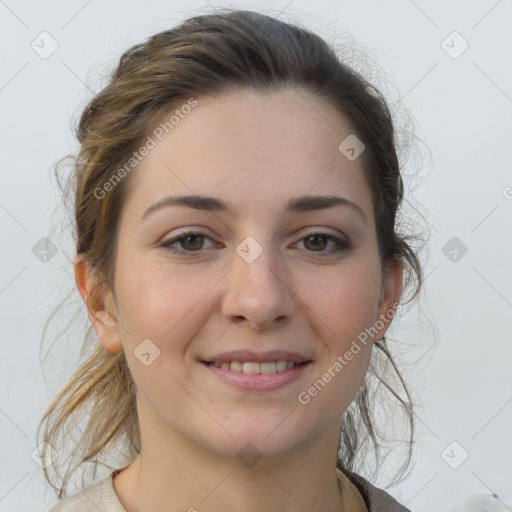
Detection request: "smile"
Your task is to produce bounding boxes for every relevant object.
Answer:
[201,359,313,391]
[207,361,300,373]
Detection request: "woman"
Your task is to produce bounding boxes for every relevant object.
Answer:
[40,9,422,511]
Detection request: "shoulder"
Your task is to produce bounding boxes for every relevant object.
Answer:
[47,469,127,512]
[342,469,412,512]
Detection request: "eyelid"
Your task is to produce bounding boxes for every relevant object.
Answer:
[160,226,350,257]
[292,230,350,253]
[161,228,216,248]
[294,226,348,240]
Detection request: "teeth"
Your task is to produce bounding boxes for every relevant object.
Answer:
[230,361,243,372]
[210,360,300,373]
[243,362,261,374]
[260,362,276,373]
[276,360,287,372]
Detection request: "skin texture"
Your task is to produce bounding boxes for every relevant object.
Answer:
[75,87,403,512]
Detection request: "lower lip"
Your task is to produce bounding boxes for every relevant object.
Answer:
[202,362,313,391]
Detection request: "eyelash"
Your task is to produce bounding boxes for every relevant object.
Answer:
[160,230,350,256]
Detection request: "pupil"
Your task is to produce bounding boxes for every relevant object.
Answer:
[307,235,326,251]
[182,234,203,250]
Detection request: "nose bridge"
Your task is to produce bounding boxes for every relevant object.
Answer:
[235,239,277,289]
[233,235,283,297]
[221,235,293,328]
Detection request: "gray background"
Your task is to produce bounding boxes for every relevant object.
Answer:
[1,0,511,510]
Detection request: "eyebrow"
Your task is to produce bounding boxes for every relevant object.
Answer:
[141,194,367,222]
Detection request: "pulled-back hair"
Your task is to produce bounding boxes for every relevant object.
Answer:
[38,9,422,498]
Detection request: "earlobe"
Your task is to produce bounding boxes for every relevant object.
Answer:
[73,255,124,354]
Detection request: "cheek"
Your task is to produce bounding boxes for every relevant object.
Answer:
[113,262,211,403]
[296,261,381,408]
[302,261,382,345]
[114,259,214,352]
[298,268,379,417]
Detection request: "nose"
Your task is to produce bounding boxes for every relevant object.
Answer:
[221,242,295,331]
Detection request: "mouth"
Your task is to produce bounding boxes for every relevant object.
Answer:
[199,350,313,391]
[204,360,307,373]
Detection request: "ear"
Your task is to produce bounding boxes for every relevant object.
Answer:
[373,259,404,342]
[73,254,124,353]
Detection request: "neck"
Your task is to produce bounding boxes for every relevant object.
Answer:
[116,454,344,512]
[113,413,346,512]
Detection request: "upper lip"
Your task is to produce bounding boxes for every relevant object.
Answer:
[202,350,313,364]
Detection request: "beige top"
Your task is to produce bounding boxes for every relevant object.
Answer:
[48,466,410,511]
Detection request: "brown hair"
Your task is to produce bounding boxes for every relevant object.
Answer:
[38,8,422,498]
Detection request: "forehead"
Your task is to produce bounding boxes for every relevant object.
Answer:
[122,87,373,221]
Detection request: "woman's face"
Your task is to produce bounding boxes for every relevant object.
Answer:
[85,87,401,461]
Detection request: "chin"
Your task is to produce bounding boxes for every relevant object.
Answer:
[203,411,322,462]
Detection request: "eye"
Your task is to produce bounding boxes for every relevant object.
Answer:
[161,231,216,254]
[296,232,350,254]
[160,230,350,256]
